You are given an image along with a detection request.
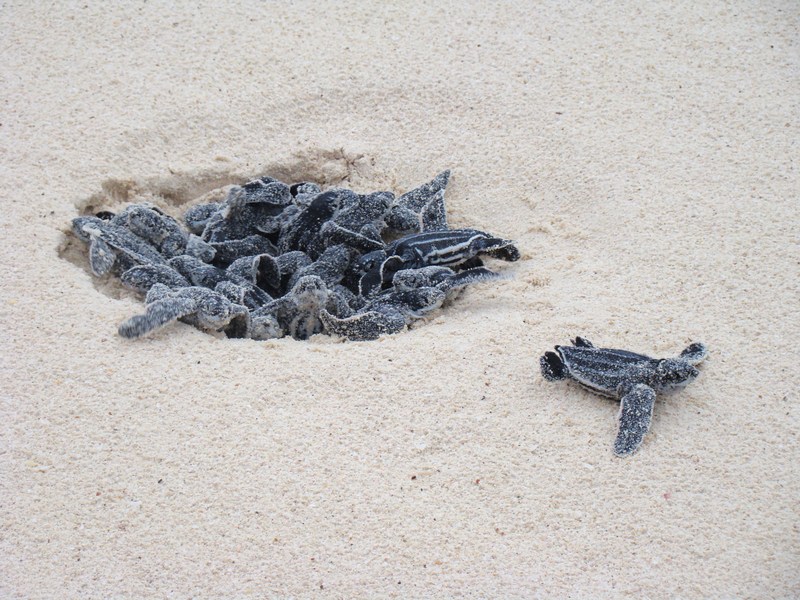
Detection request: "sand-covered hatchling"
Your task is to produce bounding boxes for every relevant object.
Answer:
[320,286,447,341]
[72,216,167,276]
[541,337,708,456]
[118,284,250,339]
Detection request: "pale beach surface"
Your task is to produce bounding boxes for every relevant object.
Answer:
[1,2,798,597]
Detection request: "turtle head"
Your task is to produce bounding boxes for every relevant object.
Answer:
[654,358,700,392]
[355,250,391,297]
[354,250,387,276]
[290,276,330,314]
[308,190,344,220]
[679,342,708,365]
[292,275,327,296]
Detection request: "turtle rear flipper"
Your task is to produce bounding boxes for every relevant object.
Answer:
[679,342,708,365]
[614,384,656,457]
[540,351,567,381]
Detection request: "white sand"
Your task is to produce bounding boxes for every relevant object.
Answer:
[2,2,798,597]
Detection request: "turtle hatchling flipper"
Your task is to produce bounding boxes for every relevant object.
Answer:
[210,235,277,268]
[358,262,390,297]
[183,202,222,235]
[224,307,251,339]
[614,384,656,457]
[185,234,216,263]
[120,264,190,294]
[420,188,448,232]
[386,171,450,233]
[320,308,406,341]
[540,351,567,381]
[249,314,282,340]
[398,170,450,213]
[440,267,500,292]
[572,337,594,348]
[118,297,197,339]
[88,237,116,276]
[320,221,386,253]
[679,342,708,365]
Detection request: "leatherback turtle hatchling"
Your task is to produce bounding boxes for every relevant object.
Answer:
[118,284,250,339]
[358,228,520,296]
[540,337,708,456]
[71,216,167,276]
[320,286,446,341]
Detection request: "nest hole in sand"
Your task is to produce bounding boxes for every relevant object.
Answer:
[59,149,521,342]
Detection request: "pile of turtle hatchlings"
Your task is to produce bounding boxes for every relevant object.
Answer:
[71,170,520,341]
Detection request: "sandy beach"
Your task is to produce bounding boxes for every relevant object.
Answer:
[2,1,798,597]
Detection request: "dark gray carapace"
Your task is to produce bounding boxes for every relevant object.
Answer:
[541,337,708,457]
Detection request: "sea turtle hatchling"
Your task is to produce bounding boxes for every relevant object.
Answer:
[322,267,501,341]
[358,228,520,297]
[249,275,353,340]
[71,216,167,276]
[118,284,250,339]
[540,337,708,456]
[320,286,447,341]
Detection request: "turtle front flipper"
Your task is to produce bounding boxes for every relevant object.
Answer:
[572,337,594,348]
[223,307,251,339]
[613,383,656,457]
[185,234,216,263]
[210,235,277,268]
[419,188,448,232]
[320,308,405,341]
[540,351,567,381]
[120,264,190,294]
[679,342,708,365]
[88,236,116,276]
[386,170,450,234]
[359,255,404,297]
[438,267,501,293]
[320,220,385,253]
[118,296,197,339]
